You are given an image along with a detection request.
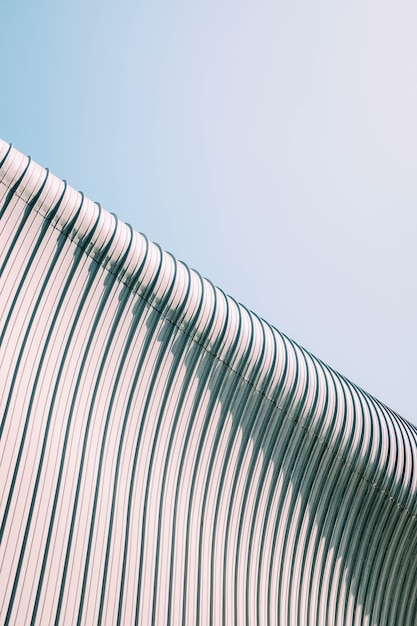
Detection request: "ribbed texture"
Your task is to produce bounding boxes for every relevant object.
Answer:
[1,138,416,625]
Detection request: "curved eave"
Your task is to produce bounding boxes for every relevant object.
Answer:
[1,139,415,511]
[1,139,416,625]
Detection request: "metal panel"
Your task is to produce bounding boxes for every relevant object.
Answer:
[1,139,416,625]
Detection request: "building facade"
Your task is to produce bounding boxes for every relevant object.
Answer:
[1,139,416,624]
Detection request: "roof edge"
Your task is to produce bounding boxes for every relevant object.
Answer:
[1,138,416,516]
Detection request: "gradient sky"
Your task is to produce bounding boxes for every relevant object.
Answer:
[2,0,416,423]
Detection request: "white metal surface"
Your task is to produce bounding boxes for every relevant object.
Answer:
[1,139,416,625]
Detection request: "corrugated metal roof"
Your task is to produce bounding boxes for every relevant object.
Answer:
[1,139,416,624]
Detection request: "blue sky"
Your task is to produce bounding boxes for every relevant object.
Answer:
[2,0,416,423]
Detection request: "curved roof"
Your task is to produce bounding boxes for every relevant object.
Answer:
[1,138,416,624]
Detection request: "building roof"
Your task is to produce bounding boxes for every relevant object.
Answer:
[1,139,416,624]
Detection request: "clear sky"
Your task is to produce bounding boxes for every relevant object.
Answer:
[2,0,416,424]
